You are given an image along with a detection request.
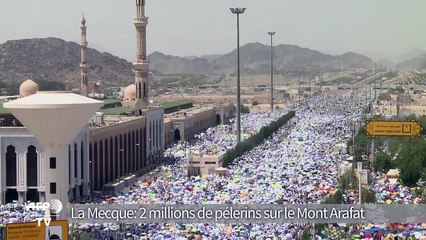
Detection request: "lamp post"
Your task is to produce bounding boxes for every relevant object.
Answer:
[230,7,245,144]
[268,32,276,112]
[298,72,301,107]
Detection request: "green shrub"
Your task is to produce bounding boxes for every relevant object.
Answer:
[241,105,250,113]
[322,190,343,204]
[223,111,295,166]
[373,151,394,172]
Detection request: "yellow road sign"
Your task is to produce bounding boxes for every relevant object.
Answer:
[6,220,68,240]
[364,118,423,138]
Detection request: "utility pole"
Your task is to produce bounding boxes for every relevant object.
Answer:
[284,71,288,109]
[370,63,377,168]
[365,84,368,107]
[371,138,375,163]
[310,69,312,97]
[268,31,276,112]
[358,161,362,204]
[298,72,301,107]
[374,63,377,101]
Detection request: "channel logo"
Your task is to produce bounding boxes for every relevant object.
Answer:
[50,199,63,215]
[25,199,63,226]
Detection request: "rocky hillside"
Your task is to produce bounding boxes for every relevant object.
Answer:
[149,52,214,74]
[148,42,374,74]
[398,54,426,70]
[0,38,375,85]
[0,37,133,87]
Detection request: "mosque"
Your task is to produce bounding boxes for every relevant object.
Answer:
[0,0,234,204]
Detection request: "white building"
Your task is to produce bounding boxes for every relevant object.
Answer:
[0,126,90,203]
[3,82,102,215]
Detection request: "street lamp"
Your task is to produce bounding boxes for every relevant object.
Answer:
[268,32,275,112]
[230,7,245,144]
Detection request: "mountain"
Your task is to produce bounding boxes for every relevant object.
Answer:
[148,42,374,74]
[148,51,214,74]
[0,37,133,87]
[0,38,375,85]
[199,54,222,61]
[376,58,396,69]
[394,48,426,62]
[398,54,426,70]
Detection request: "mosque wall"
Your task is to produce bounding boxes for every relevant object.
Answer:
[141,107,164,166]
[164,120,174,147]
[0,127,89,204]
[89,116,147,192]
[166,104,235,143]
[215,104,235,124]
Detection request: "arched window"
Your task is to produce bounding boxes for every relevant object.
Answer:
[114,136,118,179]
[132,131,136,171]
[105,139,109,183]
[124,134,127,173]
[154,121,158,149]
[127,132,131,172]
[74,143,78,178]
[6,145,17,186]
[120,134,123,176]
[81,141,84,180]
[89,143,92,189]
[5,189,18,203]
[136,130,140,169]
[139,129,145,168]
[99,140,104,186]
[109,137,113,181]
[149,122,154,153]
[216,114,221,125]
[26,189,39,202]
[93,142,98,190]
[27,145,38,187]
[174,129,181,142]
[144,128,147,166]
[157,120,161,148]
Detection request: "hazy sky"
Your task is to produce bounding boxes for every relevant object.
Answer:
[1,0,426,61]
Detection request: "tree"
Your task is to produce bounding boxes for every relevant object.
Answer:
[395,86,404,93]
[396,138,426,186]
[373,151,393,172]
[418,115,426,135]
[38,80,66,91]
[378,92,392,101]
[399,159,423,186]
[241,105,250,113]
[361,187,376,203]
[323,190,343,204]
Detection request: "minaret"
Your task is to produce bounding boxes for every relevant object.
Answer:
[80,13,89,97]
[133,0,149,114]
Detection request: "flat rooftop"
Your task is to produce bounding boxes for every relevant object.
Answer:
[0,102,10,114]
[103,99,121,105]
[90,114,143,130]
[161,99,193,108]
[165,105,213,120]
[100,106,134,115]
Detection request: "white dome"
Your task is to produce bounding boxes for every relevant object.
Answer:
[123,84,136,101]
[19,79,39,97]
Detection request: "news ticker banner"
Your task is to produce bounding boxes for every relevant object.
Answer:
[67,204,426,224]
